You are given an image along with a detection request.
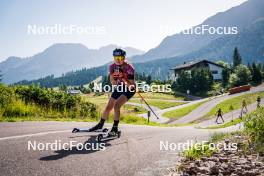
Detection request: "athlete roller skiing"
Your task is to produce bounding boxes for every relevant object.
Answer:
[88,48,136,135]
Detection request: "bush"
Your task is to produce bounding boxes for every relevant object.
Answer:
[207,83,224,96]
[0,84,14,108]
[80,101,97,118]
[0,84,98,120]
[173,68,213,95]
[229,65,251,87]
[14,85,83,112]
[3,99,36,117]
[183,143,214,160]
[244,107,264,152]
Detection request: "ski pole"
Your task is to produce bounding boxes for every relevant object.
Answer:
[121,76,160,120]
[136,91,160,119]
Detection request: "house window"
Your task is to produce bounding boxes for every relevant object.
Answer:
[211,70,218,74]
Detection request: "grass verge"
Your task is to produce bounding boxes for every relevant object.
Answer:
[183,131,240,159]
[129,99,186,109]
[162,101,207,119]
[200,91,264,120]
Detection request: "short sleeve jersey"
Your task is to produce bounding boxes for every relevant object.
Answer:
[109,62,135,84]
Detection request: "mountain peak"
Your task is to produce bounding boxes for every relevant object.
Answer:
[131,0,264,63]
[46,43,89,51]
[99,44,118,50]
[0,43,145,84]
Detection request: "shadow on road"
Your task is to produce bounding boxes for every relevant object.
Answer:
[39,135,115,161]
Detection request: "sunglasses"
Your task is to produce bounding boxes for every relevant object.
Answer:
[114,56,125,61]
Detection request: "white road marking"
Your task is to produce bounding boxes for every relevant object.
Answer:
[0,130,70,141]
[0,123,196,141]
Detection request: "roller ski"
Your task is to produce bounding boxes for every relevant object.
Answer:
[72,127,108,133]
[72,122,108,133]
[97,127,121,142]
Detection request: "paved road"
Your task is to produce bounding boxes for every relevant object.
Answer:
[168,86,264,124]
[138,93,235,124]
[0,122,236,176]
[129,84,264,124]
[138,98,206,123]
[1,85,264,176]
[196,97,264,128]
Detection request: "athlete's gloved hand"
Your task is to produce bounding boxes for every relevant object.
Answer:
[118,72,124,78]
[112,73,119,80]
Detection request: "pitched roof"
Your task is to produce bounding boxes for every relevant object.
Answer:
[171,59,225,70]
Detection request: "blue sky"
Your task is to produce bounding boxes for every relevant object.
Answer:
[0,0,247,61]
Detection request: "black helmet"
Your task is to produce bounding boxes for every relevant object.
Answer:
[113,48,126,57]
